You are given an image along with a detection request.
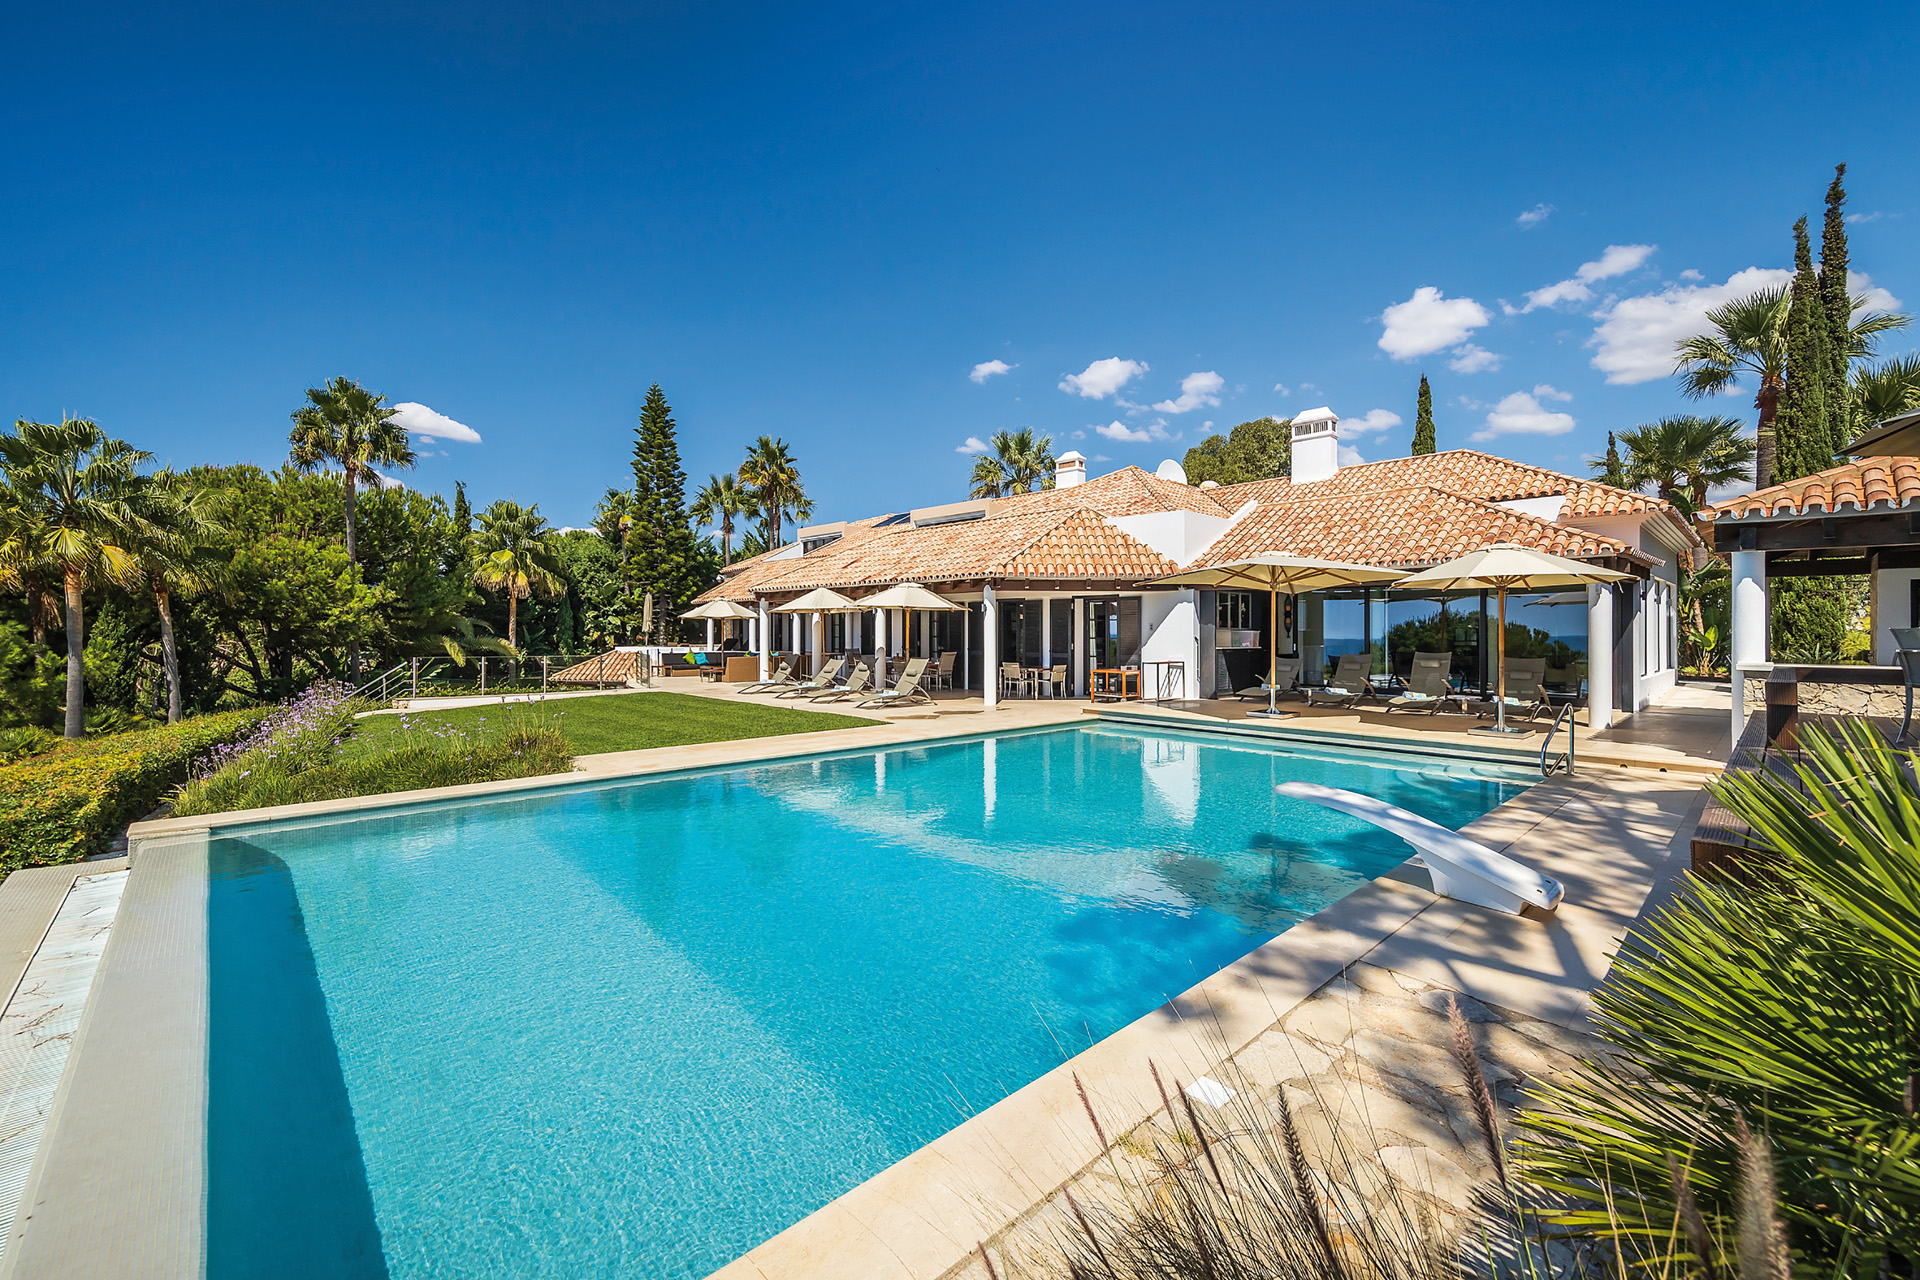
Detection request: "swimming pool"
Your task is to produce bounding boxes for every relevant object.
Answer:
[203,724,1532,1279]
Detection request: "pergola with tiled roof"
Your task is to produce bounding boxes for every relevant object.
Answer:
[1698,455,1920,739]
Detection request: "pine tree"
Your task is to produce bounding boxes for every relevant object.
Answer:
[1777,217,1834,483]
[628,385,699,641]
[1819,163,1852,456]
[1411,375,1436,455]
[453,480,472,536]
[1599,432,1627,489]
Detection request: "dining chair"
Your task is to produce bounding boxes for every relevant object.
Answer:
[1000,662,1030,699]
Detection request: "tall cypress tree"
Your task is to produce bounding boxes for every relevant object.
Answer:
[1599,432,1627,489]
[628,384,699,640]
[1411,375,1436,454]
[453,480,472,536]
[1776,217,1833,483]
[1818,163,1852,455]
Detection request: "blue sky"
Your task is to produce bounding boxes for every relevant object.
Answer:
[5,1,1918,528]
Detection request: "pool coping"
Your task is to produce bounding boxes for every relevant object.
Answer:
[37,709,1660,1277]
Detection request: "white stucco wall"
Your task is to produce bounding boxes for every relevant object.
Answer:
[1138,590,1200,699]
[1109,511,1236,567]
[1877,567,1920,662]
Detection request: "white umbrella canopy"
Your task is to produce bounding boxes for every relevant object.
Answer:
[1396,543,1633,733]
[679,599,759,620]
[1153,554,1408,594]
[858,582,963,611]
[772,587,863,613]
[1152,556,1407,716]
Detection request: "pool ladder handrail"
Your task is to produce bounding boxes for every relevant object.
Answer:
[1539,700,1577,777]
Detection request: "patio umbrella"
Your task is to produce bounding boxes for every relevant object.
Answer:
[771,587,862,612]
[678,599,759,620]
[642,591,654,640]
[857,584,962,686]
[1394,543,1632,734]
[1153,556,1407,717]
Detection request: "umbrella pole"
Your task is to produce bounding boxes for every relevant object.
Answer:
[1268,587,1279,714]
[1496,586,1507,732]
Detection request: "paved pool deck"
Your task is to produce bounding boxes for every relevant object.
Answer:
[0,683,1721,1277]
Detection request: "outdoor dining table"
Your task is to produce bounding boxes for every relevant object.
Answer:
[1092,668,1140,702]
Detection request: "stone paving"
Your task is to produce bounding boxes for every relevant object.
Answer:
[953,961,1608,1279]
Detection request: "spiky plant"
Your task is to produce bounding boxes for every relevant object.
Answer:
[1518,721,1920,1275]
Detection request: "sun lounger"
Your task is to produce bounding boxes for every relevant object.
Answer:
[1385,654,1463,714]
[809,663,872,702]
[1302,653,1380,709]
[1467,657,1552,721]
[858,657,931,709]
[737,660,793,693]
[776,656,852,698]
[1233,656,1302,702]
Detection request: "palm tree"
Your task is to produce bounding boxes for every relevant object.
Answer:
[1601,415,1756,514]
[738,436,807,548]
[137,469,226,724]
[1677,288,1908,487]
[1851,352,1920,437]
[689,472,750,565]
[287,376,416,678]
[592,487,635,560]
[0,419,156,739]
[969,429,1056,498]
[470,499,564,656]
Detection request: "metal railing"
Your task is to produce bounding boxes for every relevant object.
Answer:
[351,655,611,706]
[349,661,414,704]
[1540,701,1577,776]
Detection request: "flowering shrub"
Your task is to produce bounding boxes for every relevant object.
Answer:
[188,681,364,781]
[0,709,269,871]
[171,701,573,817]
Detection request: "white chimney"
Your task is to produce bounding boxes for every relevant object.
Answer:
[1290,407,1340,485]
[1054,449,1087,488]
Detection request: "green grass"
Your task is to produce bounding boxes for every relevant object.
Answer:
[347,690,881,759]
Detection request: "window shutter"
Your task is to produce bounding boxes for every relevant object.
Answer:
[1118,598,1141,666]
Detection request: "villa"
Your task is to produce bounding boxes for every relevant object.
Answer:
[698,407,1702,727]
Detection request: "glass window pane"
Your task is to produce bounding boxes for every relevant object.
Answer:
[1505,591,1589,691]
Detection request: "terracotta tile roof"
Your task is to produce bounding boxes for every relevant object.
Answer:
[1193,485,1645,571]
[1700,457,1920,520]
[999,466,1236,518]
[744,504,1178,593]
[1212,449,1666,520]
[549,651,646,684]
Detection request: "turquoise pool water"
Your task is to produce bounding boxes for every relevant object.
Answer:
[205,725,1531,1279]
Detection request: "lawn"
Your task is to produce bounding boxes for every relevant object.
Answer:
[347,690,881,759]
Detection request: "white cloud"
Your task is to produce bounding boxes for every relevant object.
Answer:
[1512,244,1657,314]
[1587,265,1792,385]
[1273,381,1292,396]
[1679,269,1704,281]
[1337,444,1367,467]
[1060,357,1148,399]
[1848,211,1886,225]
[956,436,991,455]
[1516,203,1555,229]
[1378,287,1491,360]
[1532,383,1573,402]
[1448,343,1502,374]
[366,468,409,490]
[1343,408,1404,437]
[969,359,1013,383]
[1471,390,1577,442]
[1094,419,1174,444]
[389,402,482,445]
[1152,370,1224,414]
[1849,269,1902,313]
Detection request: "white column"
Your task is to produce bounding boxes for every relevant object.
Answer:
[1730,549,1768,741]
[983,583,1000,708]
[875,607,889,687]
[705,619,714,648]
[757,599,771,682]
[1073,597,1087,697]
[813,612,826,674]
[1041,595,1053,691]
[962,604,971,691]
[1586,584,1614,732]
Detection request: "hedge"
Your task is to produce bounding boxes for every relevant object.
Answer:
[0,709,269,873]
